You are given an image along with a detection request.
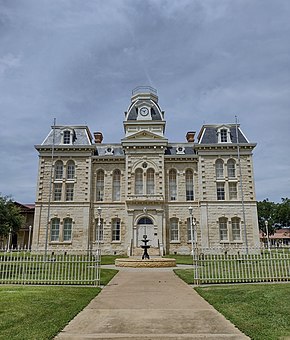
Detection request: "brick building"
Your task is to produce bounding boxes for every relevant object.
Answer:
[32,86,260,254]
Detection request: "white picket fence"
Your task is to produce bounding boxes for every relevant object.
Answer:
[0,250,101,286]
[192,247,290,285]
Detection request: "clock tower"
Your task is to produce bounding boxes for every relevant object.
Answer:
[121,86,168,255]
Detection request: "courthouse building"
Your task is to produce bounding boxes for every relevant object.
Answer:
[32,86,260,254]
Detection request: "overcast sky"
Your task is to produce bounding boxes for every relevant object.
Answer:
[0,0,289,203]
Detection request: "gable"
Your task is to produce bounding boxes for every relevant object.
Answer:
[123,130,167,141]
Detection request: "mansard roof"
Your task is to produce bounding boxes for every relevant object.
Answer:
[126,106,163,121]
[41,126,93,146]
[165,144,196,156]
[198,124,249,144]
[95,144,124,156]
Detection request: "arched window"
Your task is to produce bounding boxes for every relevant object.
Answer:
[185,169,194,201]
[63,218,72,241]
[135,168,143,195]
[66,160,75,179]
[95,218,104,242]
[169,169,177,201]
[112,169,121,201]
[215,159,224,179]
[227,159,236,178]
[112,218,121,241]
[54,160,63,179]
[170,218,179,241]
[219,217,228,241]
[96,170,104,201]
[137,217,153,225]
[232,217,241,241]
[146,168,155,195]
[50,218,60,241]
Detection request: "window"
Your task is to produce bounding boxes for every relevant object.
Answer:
[112,169,121,201]
[229,182,237,200]
[232,217,241,241]
[96,170,104,201]
[170,218,179,241]
[50,218,60,241]
[54,161,63,179]
[169,169,177,201]
[63,130,71,144]
[227,159,236,178]
[219,217,228,241]
[65,183,74,201]
[187,217,195,241]
[112,218,121,241]
[220,129,228,142]
[63,218,72,241]
[217,127,232,143]
[215,159,224,179]
[135,168,143,195]
[185,169,194,201]
[66,161,75,179]
[95,218,104,242]
[146,168,155,194]
[216,182,225,200]
[53,183,62,201]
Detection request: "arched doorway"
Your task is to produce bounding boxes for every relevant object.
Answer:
[136,217,158,247]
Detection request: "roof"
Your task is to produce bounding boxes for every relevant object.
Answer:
[260,228,290,239]
[198,124,249,144]
[41,126,93,146]
[95,144,124,157]
[165,144,196,156]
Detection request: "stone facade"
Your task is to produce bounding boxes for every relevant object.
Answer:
[32,86,260,254]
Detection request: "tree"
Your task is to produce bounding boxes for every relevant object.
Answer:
[0,195,24,237]
[276,198,290,227]
[257,199,277,235]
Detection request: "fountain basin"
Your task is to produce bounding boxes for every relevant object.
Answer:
[115,258,176,268]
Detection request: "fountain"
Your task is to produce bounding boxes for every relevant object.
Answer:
[141,234,150,260]
[115,234,176,268]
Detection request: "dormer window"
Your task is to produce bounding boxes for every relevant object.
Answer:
[63,130,71,144]
[176,146,185,154]
[217,127,231,143]
[220,129,228,142]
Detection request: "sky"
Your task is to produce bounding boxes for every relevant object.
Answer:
[0,0,289,204]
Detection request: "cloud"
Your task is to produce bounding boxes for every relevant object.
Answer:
[0,0,289,202]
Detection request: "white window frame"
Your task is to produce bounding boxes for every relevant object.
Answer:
[170,218,179,242]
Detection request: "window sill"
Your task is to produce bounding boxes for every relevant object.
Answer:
[111,241,121,244]
[170,241,180,244]
[220,241,243,244]
[49,241,72,245]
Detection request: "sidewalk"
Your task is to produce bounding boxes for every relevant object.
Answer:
[55,267,249,339]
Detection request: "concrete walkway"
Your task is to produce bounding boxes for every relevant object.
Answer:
[55,267,249,339]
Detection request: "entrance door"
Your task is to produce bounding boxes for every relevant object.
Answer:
[137,217,158,247]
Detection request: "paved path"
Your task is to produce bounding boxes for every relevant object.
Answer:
[55,267,249,339]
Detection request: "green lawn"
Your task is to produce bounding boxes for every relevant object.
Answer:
[101,254,128,265]
[0,268,118,340]
[174,266,290,340]
[164,254,193,265]
[195,284,290,340]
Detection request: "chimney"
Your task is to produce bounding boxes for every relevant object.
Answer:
[94,132,103,143]
[186,131,195,143]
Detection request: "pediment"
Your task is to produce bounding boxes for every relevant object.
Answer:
[123,130,166,141]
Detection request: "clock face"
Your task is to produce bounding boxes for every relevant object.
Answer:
[140,107,149,116]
